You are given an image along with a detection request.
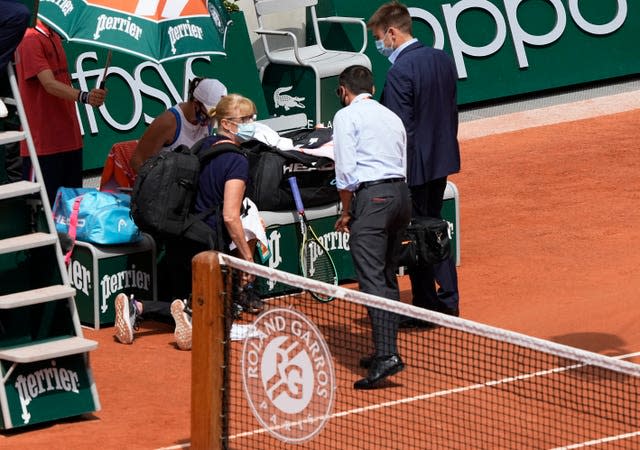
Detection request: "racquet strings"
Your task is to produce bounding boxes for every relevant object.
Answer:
[301,231,337,302]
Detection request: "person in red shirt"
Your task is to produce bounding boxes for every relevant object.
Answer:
[15,20,106,205]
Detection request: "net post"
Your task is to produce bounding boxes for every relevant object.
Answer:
[191,251,225,450]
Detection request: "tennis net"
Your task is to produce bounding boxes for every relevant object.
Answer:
[209,253,640,449]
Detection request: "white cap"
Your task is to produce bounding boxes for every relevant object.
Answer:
[193,79,227,113]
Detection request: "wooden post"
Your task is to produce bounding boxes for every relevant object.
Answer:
[191,251,225,450]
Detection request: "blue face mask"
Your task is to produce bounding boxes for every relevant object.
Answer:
[375,39,394,58]
[197,112,210,127]
[235,122,256,141]
[195,103,209,127]
[375,30,393,58]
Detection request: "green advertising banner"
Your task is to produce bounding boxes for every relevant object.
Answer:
[2,354,97,429]
[49,2,638,171]
[62,12,267,171]
[317,0,639,105]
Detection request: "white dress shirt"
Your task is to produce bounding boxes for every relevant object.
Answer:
[389,37,418,64]
[333,93,407,192]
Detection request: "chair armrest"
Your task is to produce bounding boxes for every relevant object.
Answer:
[255,28,306,65]
[317,16,365,24]
[316,16,368,53]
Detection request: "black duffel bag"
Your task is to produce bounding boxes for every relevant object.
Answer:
[241,140,338,211]
[398,216,452,267]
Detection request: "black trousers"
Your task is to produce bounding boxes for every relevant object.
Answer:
[409,177,459,312]
[142,238,207,321]
[349,181,411,357]
[22,150,83,206]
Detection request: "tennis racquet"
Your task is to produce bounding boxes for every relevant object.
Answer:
[288,176,338,302]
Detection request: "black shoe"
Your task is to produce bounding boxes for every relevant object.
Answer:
[399,318,437,329]
[237,283,265,315]
[439,306,459,317]
[354,354,404,389]
[359,354,375,369]
[232,301,243,320]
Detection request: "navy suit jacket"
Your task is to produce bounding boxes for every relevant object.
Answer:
[381,41,461,186]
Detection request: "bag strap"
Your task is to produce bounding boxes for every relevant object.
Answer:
[182,139,247,249]
[240,139,326,165]
[166,107,181,148]
[64,195,83,265]
[197,139,246,164]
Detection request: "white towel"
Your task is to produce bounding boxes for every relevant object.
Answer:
[229,197,271,262]
[230,323,265,341]
[252,122,296,150]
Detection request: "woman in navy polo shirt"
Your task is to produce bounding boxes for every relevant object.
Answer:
[195,94,265,317]
[196,93,257,262]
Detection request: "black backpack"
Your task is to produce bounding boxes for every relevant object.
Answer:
[130,138,245,249]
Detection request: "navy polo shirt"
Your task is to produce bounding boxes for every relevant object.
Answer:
[194,135,249,233]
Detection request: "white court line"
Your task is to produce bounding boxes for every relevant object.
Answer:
[550,431,640,449]
[545,352,640,449]
[158,351,640,450]
[228,351,640,441]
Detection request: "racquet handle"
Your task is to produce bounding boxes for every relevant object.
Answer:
[287,176,305,213]
[99,50,112,90]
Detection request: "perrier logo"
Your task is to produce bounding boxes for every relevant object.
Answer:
[14,360,81,424]
[94,14,143,40]
[42,0,74,16]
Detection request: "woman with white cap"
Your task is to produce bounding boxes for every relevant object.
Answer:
[130,77,227,172]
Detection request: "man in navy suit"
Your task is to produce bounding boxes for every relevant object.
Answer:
[368,2,461,320]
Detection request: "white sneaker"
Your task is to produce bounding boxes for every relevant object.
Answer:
[171,299,192,351]
[114,293,138,344]
[0,99,7,118]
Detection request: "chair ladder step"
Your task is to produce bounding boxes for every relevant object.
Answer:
[0,180,41,200]
[0,232,58,255]
[0,337,98,363]
[0,130,26,146]
[0,285,76,309]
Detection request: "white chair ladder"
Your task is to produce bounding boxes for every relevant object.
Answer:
[0,63,99,430]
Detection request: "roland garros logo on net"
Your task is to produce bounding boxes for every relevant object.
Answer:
[242,308,335,443]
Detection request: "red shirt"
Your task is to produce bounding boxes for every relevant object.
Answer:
[15,21,82,157]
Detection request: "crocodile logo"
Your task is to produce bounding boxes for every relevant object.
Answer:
[274,86,305,111]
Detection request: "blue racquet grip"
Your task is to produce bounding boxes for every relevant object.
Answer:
[288,176,305,213]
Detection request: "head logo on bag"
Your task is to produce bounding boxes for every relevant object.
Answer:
[52,187,141,245]
[117,218,129,233]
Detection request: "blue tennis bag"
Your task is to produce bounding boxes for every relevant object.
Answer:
[52,187,142,245]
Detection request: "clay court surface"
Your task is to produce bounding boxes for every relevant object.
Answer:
[2,105,639,449]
